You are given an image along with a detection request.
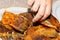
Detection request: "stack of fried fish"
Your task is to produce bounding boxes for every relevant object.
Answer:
[0,11,60,40]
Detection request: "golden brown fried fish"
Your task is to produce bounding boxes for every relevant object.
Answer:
[26,25,58,38]
[40,15,60,30]
[2,12,33,32]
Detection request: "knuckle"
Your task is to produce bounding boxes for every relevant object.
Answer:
[38,12,44,16]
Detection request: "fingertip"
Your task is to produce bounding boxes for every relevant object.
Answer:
[32,15,40,22]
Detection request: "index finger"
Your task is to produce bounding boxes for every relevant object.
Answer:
[32,4,46,22]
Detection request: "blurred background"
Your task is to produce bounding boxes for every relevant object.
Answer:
[0,0,57,9]
[0,0,29,9]
[0,0,60,22]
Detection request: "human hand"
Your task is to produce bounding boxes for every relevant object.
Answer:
[27,0,52,22]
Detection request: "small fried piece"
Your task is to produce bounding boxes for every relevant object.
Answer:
[12,32,24,40]
[20,12,33,21]
[41,19,57,29]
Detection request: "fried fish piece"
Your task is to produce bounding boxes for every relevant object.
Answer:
[10,12,33,32]
[2,12,33,32]
[0,22,13,33]
[19,12,33,21]
[50,15,60,32]
[40,15,60,29]
[10,15,32,32]
[26,25,58,37]
[50,15,60,27]
[2,12,16,30]
[40,19,57,29]
[24,26,52,40]
[0,22,13,40]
